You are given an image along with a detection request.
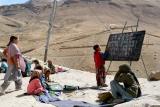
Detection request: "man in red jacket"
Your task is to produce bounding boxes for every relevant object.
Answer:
[93,44,108,87]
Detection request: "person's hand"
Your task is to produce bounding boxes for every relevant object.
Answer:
[17,67,20,70]
[37,92,44,96]
[16,64,21,70]
[17,68,21,71]
[105,47,108,51]
[105,47,110,52]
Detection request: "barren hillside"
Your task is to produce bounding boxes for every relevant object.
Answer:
[0,0,160,77]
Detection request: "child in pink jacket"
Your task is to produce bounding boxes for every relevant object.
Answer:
[27,69,44,95]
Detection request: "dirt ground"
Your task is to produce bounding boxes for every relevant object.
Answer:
[0,0,160,77]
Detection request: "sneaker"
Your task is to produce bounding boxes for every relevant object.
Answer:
[97,85,102,89]
[101,84,108,87]
[0,86,5,95]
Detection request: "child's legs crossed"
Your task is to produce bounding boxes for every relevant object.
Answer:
[110,80,133,100]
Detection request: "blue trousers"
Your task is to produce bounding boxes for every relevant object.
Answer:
[110,80,133,101]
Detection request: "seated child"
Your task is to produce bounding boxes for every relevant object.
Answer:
[34,65,50,88]
[56,66,66,73]
[44,69,51,82]
[34,65,43,74]
[32,59,41,70]
[27,70,44,95]
[35,65,51,82]
[0,58,8,73]
[110,64,141,101]
[47,60,55,74]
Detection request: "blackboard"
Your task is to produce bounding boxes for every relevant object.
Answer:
[105,30,145,61]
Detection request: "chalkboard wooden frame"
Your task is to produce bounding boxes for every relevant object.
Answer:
[105,30,145,61]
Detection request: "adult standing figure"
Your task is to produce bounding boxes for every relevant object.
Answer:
[0,36,25,94]
[93,44,108,87]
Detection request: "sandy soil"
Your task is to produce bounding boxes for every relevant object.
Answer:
[0,0,160,77]
[0,67,160,107]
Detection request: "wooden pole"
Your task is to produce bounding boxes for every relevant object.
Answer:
[122,21,127,34]
[136,17,140,32]
[130,18,139,67]
[44,0,57,62]
[141,55,149,79]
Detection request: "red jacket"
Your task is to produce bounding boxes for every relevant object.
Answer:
[27,78,44,95]
[94,51,105,69]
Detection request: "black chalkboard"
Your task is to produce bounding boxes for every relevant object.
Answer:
[105,30,145,61]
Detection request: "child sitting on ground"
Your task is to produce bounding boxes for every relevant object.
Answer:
[47,60,55,74]
[0,58,8,73]
[27,70,44,95]
[32,59,41,70]
[35,65,51,82]
[44,68,51,82]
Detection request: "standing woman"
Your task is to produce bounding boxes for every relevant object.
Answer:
[0,36,25,94]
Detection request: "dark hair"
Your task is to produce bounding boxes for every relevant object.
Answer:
[93,44,99,51]
[45,69,50,74]
[33,60,40,65]
[29,76,39,83]
[47,60,52,64]
[7,36,18,46]
[119,64,131,73]
[1,58,7,62]
[35,65,43,70]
